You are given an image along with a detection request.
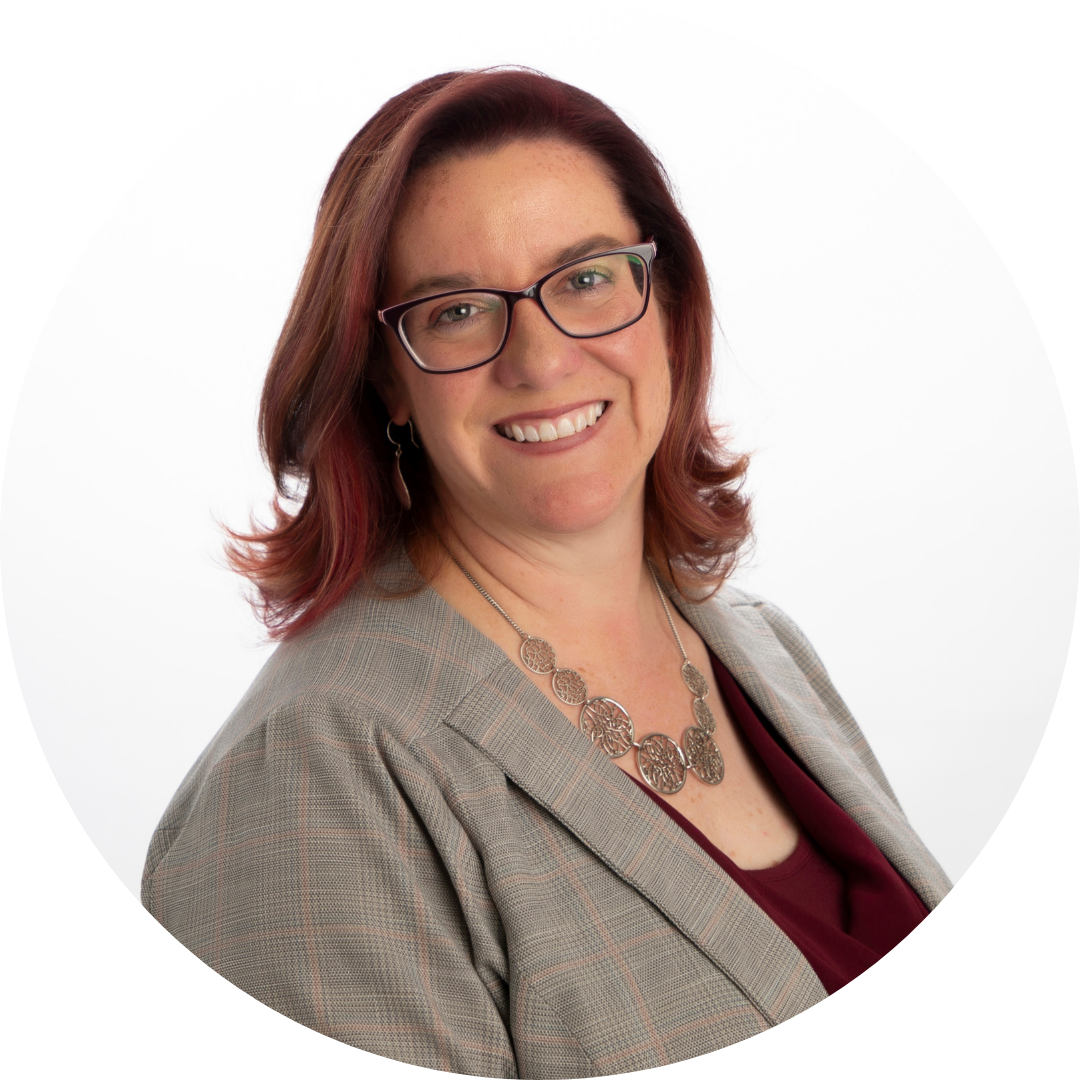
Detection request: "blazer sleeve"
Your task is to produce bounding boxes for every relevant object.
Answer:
[141,693,518,1077]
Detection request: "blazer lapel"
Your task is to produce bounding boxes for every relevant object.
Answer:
[672,589,951,909]
[429,589,826,1025]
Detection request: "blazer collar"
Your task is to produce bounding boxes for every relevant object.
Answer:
[671,588,951,909]
[398,555,826,1024]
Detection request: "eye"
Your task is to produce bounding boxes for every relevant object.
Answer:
[403,292,504,348]
[435,301,484,324]
[567,268,613,291]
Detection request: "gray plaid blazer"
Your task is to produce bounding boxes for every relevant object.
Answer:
[143,550,950,1077]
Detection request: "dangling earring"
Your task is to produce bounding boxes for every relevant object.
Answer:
[386,420,417,510]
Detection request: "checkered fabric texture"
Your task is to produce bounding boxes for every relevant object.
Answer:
[143,550,950,1077]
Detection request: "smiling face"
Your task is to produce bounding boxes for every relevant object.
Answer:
[379,138,673,541]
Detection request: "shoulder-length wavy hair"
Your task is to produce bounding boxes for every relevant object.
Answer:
[228,68,751,639]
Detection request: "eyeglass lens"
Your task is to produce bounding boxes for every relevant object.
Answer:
[399,251,648,371]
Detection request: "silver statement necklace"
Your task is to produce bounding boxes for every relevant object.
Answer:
[452,555,725,795]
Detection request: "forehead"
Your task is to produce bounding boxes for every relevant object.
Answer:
[386,139,638,294]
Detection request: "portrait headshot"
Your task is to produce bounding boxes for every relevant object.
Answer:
[2,6,1077,1078]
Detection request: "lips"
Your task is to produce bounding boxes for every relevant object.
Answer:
[496,401,606,443]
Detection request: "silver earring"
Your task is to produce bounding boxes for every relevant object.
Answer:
[386,420,417,510]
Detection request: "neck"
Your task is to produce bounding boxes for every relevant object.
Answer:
[423,488,661,646]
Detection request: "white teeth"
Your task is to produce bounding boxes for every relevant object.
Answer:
[500,403,606,443]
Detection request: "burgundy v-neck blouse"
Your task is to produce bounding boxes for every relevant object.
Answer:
[631,653,928,994]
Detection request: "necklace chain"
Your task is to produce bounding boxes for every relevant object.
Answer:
[453,560,529,639]
[648,563,688,664]
[450,553,725,794]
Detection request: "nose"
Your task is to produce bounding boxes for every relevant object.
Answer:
[493,296,584,391]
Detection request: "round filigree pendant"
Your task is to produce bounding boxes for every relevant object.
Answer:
[692,697,715,734]
[681,662,709,698]
[452,553,727,795]
[683,727,725,786]
[579,697,635,758]
[637,732,688,794]
[552,668,588,706]
[520,636,556,674]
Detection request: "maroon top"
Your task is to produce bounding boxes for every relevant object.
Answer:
[630,653,928,994]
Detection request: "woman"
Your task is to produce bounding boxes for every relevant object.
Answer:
[142,68,949,1077]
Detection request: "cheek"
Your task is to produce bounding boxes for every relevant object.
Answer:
[404,369,487,463]
[388,344,448,429]
[647,361,674,444]
[628,322,673,425]
[637,354,674,458]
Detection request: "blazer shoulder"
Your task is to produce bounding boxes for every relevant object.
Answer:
[706,583,906,807]
[713,583,830,676]
[714,581,769,608]
[142,565,512,894]
[233,568,510,745]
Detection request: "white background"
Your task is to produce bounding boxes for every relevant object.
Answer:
[3,8,1075,899]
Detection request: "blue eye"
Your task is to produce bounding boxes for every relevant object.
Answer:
[572,271,601,289]
[436,302,481,323]
[568,268,612,290]
[422,296,503,338]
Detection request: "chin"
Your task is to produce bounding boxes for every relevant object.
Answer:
[512,479,628,535]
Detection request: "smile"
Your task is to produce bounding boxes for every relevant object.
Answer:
[496,401,607,443]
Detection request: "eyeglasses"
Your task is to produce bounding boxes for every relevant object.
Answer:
[377,241,657,374]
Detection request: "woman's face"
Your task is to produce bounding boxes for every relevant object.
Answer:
[380,138,672,540]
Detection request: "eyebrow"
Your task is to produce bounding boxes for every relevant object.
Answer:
[400,233,629,301]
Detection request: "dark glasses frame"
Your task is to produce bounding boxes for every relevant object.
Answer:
[377,240,657,374]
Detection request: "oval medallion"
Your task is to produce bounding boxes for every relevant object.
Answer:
[520,636,556,674]
[552,667,588,706]
[579,697,634,758]
[683,727,725,785]
[637,733,688,794]
[692,697,715,734]
[681,661,709,698]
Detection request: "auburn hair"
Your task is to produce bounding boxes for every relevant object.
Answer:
[227,68,752,639]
